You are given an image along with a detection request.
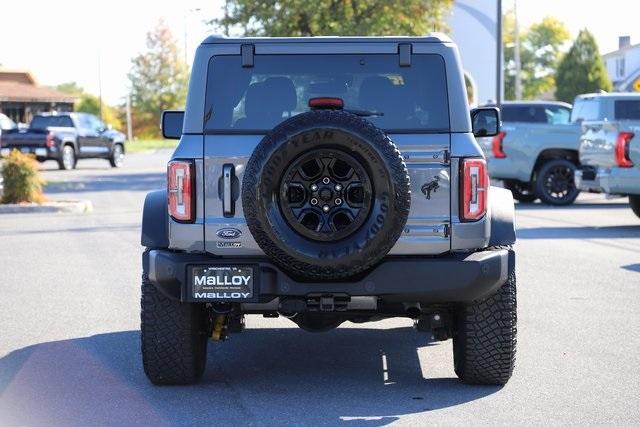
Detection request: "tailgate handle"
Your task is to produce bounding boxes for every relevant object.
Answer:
[222,164,235,217]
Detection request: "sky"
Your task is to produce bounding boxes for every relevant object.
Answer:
[1,0,638,105]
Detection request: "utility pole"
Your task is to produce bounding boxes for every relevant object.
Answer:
[126,95,133,141]
[496,0,503,107]
[514,0,522,100]
[98,50,103,120]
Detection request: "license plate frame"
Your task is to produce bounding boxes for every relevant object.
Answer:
[188,265,256,301]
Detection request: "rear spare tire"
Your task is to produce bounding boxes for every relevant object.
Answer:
[242,110,410,280]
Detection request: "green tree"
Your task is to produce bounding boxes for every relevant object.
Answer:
[55,83,123,130]
[555,29,612,103]
[213,0,453,37]
[127,20,189,138]
[504,15,570,100]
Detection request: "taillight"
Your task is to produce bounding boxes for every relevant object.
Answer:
[45,132,55,148]
[492,131,506,158]
[615,132,634,168]
[460,158,488,221]
[167,160,194,222]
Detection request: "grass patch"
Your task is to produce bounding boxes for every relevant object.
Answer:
[126,139,178,153]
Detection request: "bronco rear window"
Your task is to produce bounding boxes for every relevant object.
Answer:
[204,54,449,133]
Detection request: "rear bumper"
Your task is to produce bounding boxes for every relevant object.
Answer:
[143,248,513,304]
[0,146,56,160]
[576,166,640,195]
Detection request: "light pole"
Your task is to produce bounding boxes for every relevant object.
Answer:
[514,0,522,100]
[184,7,202,65]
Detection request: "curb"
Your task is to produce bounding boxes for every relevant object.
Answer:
[0,200,93,214]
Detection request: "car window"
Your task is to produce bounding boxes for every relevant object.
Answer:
[30,115,74,130]
[86,115,106,131]
[545,106,571,124]
[614,100,640,120]
[570,99,600,122]
[501,106,547,123]
[204,54,450,132]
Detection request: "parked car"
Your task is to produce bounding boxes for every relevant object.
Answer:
[140,35,518,386]
[0,112,126,170]
[478,101,582,205]
[574,93,640,218]
[0,113,16,135]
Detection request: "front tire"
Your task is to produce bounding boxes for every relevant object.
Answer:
[629,195,640,218]
[109,143,124,168]
[141,277,209,385]
[58,144,76,170]
[535,159,579,206]
[453,267,517,385]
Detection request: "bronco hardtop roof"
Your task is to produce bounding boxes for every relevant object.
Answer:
[201,33,452,45]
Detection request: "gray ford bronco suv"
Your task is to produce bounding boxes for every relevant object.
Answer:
[141,35,517,386]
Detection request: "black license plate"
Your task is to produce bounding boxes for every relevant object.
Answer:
[190,266,254,300]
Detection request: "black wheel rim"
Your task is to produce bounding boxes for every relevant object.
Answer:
[543,165,575,200]
[279,148,373,242]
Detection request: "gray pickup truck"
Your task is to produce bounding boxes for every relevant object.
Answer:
[140,34,518,386]
[0,112,126,170]
[479,101,582,205]
[574,93,640,218]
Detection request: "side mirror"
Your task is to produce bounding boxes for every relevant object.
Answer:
[161,110,185,139]
[471,107,500,138]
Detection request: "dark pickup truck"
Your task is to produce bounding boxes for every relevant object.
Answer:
[0,112,126,170]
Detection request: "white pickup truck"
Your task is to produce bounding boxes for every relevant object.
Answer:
[574,93,640,218]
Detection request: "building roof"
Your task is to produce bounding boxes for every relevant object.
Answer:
[0,82,76,103]
[603,42,640,58]
[0,69,75,104]
[0,70,37,85]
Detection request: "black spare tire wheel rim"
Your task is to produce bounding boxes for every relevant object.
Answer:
[242,110,411,281]
[280,148,373,242]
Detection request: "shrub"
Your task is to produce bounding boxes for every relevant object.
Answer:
[1,150,45,204]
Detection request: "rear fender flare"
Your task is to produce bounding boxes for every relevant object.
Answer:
[141,190,169,248]
[488,186,516,246]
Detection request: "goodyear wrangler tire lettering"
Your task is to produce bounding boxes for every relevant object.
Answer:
[242,110,410,280]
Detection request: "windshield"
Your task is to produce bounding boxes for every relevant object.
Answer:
[30,115,74,130]
[204,54,450,132]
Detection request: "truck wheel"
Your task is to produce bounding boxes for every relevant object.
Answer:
[242,110,410,281]
[629,195,640,218]
[58,145,76,170]
[504,181,537,203]
[534,159,579,205]
[109,143,124,168]
[141,276,209,385]
[453,268,517,385]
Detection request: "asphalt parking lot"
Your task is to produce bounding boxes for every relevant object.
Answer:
[1,150,639,425]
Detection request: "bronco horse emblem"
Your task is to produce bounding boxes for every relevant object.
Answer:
[421,176,440,200]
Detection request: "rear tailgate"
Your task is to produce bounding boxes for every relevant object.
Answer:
[1,128,47,148]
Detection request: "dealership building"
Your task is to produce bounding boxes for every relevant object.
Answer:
[0,70,75,124]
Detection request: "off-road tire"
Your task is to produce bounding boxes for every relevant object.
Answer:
[534,159,579,206]
[242,110,410,281]
[141,277,209,385]
[453,265,517,385]
[629,195,640,218]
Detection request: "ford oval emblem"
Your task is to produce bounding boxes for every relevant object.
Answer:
[217,228,242,239]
